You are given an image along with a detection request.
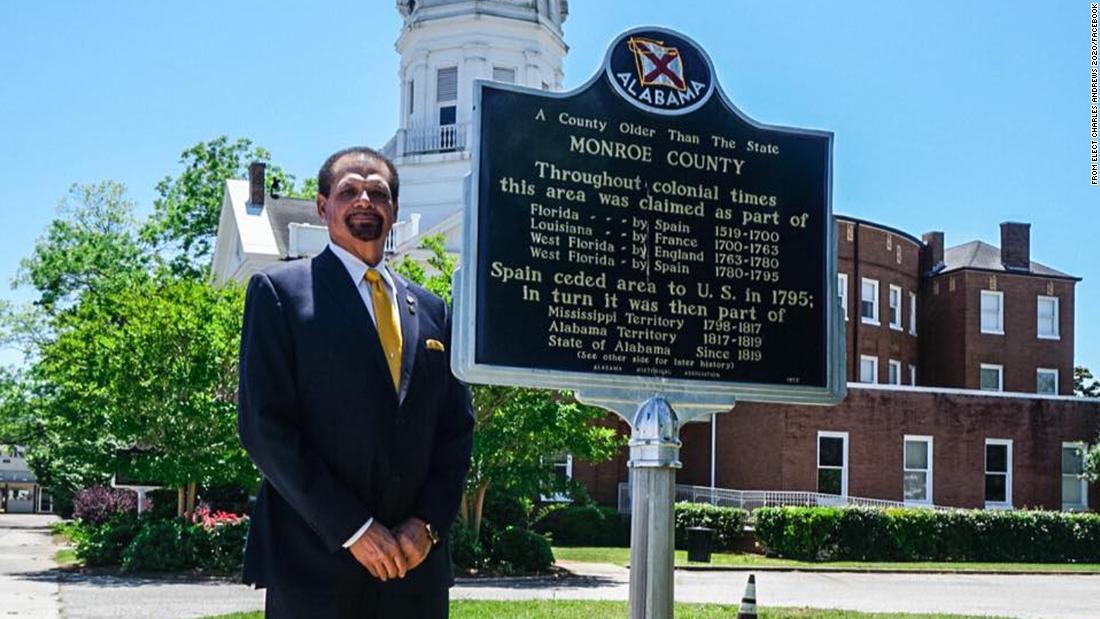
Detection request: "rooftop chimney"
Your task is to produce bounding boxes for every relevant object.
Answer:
[921,231,944,274]
[248,162,266,208]
[999,222,1030,271]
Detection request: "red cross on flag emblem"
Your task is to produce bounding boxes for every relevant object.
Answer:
[627,37,687,92]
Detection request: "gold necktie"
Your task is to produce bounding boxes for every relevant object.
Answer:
[366,269,402,391]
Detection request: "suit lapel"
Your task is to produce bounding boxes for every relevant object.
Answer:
[313,247,395,396]
[390,268,420,405]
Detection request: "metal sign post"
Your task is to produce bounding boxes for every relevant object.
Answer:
[452,26,843,619]
[628,397,679,619]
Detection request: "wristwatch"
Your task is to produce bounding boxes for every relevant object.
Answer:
[425,522,440,546]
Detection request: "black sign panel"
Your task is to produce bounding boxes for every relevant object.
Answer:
[463,27,835,393]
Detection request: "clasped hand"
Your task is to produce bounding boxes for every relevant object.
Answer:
[347,518,432,581]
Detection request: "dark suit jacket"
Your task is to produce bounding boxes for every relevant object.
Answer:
[237,246,474,595]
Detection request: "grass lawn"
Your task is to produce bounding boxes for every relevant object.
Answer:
[552,546,1100,573]
[206,601,1008,618]
[53,548,80,567]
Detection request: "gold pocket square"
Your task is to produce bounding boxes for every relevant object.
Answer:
[425,339,446,352]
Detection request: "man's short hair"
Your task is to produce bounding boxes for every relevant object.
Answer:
[317,146,400,200]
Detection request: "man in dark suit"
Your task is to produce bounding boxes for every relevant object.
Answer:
[237,146,474,617]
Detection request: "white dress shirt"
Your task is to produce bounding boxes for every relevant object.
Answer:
[326,242,402,549]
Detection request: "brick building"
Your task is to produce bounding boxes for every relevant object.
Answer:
[575,217,1099,513]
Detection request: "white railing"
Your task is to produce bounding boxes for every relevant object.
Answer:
[385,213,421,254]
[380,135,398,159]
[617,482,943,515]
[386,123,470,157]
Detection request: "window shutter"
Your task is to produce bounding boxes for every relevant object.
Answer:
[437,67,458,102]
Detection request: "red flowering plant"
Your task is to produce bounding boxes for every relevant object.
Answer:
[189,504,246,531]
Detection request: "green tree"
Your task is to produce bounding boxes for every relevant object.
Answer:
[29,276,254,509]
[1076,366,1100,398]
[16,181,150,313]
[142,137,302,276]
[395,235,623,536]
[1078,366,1100,481]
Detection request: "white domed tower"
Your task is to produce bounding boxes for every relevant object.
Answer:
[384,0,569,248]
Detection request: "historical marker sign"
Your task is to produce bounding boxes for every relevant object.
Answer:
[453,27,844,406]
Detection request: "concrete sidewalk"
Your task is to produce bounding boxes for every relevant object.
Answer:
[0,514,60,618]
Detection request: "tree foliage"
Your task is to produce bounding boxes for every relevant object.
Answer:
[142,137,305,276]
[395,235,624,535]
[1,142,300,506]
[1075,366,1100,398]
[16,181,150,312]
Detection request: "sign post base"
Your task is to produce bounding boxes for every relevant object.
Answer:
[628,396,681,619]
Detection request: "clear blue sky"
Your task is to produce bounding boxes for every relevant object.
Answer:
[1,1,1097,375]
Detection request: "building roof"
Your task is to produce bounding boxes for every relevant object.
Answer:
[0,455,36,484]
[265,197,323,258]
[942,240,1080,280]
[835,214,924,247]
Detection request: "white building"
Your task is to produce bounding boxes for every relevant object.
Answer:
[212,0,569,284]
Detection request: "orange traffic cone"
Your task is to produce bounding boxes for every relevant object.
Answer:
[737,573,757,618]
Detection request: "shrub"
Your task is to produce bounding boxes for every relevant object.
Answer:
[72,486,138,525]
[488,526,554,573]
[199,485,250,516]
[480,488,531,539]
[121,520,197,572]
[754,506,1100,563]
[673,502,749,551]
[532,504,628,547]
[144,488,180,521]
[450,523,484,571]
[75,514,142,566]
[193,518,249,573]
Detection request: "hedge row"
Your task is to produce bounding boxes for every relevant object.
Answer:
[674,502,749,551]
[533,502,748,551]
[754,506,1100,562]
[73,513,248,573]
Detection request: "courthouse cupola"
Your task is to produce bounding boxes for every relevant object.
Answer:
[392,0,568,151]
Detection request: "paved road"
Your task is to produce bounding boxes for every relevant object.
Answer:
[458,561,1100,619]
[0,514,60,618]
[5,515,1100,618]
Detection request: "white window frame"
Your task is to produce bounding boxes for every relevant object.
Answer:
[888,285,903,330]
[1037,296,1060,340]
[436,66,458,127]
[909,364,917,386]
[838,273,849,321]
[984,438,1013,509]
[540,454,574,502]
[491,66,517,83]
[817,431,849,499]
[980,290,1004,335]
[861,278,880,325]
[980,363,1003,392]
[1062,442,1088,512]
[888,359,902,385]
[860,355,878,384]
[1036,368,1059,395]
[903,435,934,506]
[909,291,917,335]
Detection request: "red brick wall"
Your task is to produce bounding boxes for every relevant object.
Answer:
[836,219,922,384]
[583,387,1100,511]
[921,271,1076,394]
